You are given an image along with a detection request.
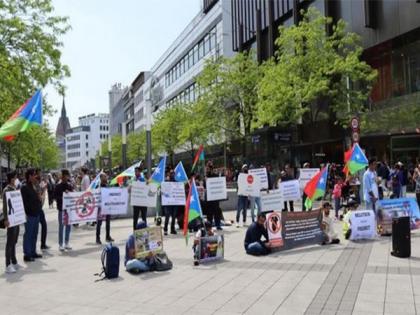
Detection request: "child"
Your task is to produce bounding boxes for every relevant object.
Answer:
[332,177,343,218]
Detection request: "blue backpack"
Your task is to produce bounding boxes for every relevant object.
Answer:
[97,243,120,280]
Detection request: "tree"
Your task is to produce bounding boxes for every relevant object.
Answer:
[256,8,377,129]
[127,131,146,165]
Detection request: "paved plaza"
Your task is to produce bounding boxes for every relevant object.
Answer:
[0,207,419,315]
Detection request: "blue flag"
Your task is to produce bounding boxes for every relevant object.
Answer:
[174,161,188,182]
[150,156,166,184]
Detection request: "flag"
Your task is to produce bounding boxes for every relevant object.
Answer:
[150,156,166,184]
[174,161,188,183]
[191,144,204,173]
[0,90,43,141]
[183,178,202,241]
[304,166,329,210]
[88,171,102,190]
[345,143,368,175]
[343,148,352,175]
[109,161,142,186]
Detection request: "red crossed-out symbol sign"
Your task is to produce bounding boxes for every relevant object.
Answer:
[75,191,96,218]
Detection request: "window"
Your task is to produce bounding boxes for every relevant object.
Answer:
[86,135,88,140]
[86,143,88,148]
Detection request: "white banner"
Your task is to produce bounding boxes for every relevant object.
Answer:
[5,191,26,227]
[161,182,186,206]
[248,168,268,189]
[131,182,158,207]
[350,210,377,240]
[237,173,261,197]
[63,190,100,224]
[261,190,283,212]
[206,177,227,201]
[298,168,319,190]
[101,187,129,215]
[280,180,301,201]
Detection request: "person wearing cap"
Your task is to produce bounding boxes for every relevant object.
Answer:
[193,220,217,266]
[236,164,249,228]
[320,202,340,245]
[363,158,379,213]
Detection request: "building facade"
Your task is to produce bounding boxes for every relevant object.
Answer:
[109,83,126,136]
[55,98,71,169]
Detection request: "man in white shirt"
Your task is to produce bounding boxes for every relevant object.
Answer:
[80,167,91,191]
[363,158,379,212]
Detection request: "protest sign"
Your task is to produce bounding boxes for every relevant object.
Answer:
[130,182,158,207]
[298,168,319,190]
[161,182,186,206]
[198,235,224,263]
[237,173,261,197]
[206,177,227,201]
[4,191,26,227]
[260,190,283,212]
[267,212,283,247]
[349,210,376,240]
[280,179,301,201]
[63,190,100,224]
[101,187,129,215]
[248,168,268,189]
[377,198,420,234]
[134,226,163,259]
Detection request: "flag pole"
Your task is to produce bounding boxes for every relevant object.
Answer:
[0,141,2,197]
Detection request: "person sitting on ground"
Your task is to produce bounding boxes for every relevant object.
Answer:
[320,202,340,245]
[193,220,217,266]
[244,213,271,256]
[342,198,359,240]
[125,221,155,273]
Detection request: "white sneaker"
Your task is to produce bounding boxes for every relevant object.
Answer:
[5,265,16,274]
[59,245,65,251]
[12,263,21,270]
[236,223,240,228]
[64,243,72,250]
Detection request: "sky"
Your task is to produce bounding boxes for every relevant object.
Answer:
[46,0,201,131]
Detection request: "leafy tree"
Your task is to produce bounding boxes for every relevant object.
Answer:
[127,130,147,165]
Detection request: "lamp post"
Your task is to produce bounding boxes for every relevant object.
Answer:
[122,123,127,169]
[108,135,112,171]
[146,99,152,178]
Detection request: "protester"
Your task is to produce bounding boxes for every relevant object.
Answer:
[244,213,271,256]
[21,168,43,261]
[301,162,310,211]
[332,177,343,218]
[320,202,340,245]
[35,169,49,250]
[236,164,249,228]
[204,161,223,230]
[414,163,420,208]
[55,169,74,251]
[281,164,294,212]
[193,220,216,266]
[163,169,177,235]
[399,162,409,197]
[132,166,147,230]
[97,173,114,244]
[3,171,20,273]
[342,198,359,239]
[47,173,55,208]
[80,167,91,191]
[125,221,154,273]
[390,163,402,198]
[363,158,379,212]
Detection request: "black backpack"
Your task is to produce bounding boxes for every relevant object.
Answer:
[150,252,173,272]
[96,243,120,280]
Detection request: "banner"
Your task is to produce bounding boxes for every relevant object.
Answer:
[4,191,26,227]
[349,210,376,240]
[131,182,158,207]
[100,187,129,215]
[63,190,100,224]
[248,168,268,189]
[260,190,283,212]
[298,168,319,190]
[134,226,163,259]
[161,182,186,206]
[206,177,227,201]
[377,198,420,234]
[198,235,224,263]
[280,179,301,201]
[267,212,283,247]
[237,173,261,197]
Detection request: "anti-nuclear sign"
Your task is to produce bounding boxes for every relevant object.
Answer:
[63,190,100,224]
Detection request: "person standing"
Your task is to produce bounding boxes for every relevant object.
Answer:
[132,166,147,230]
[21,168,43,261]
[332,177,343,218]
[236,164,249,228]
[281,164,295,212]
[55,169,74,251]
[413,163,420,208]
[80,167,91,191]
[3,171,20,273]
[163,169,177,235]
[399,162,408,197]
[35,169,50,250]
[96,173,114,244]
[204,161,223,230]
[47,173,55,208]
[363,158,379,212]
[301,162,310,211]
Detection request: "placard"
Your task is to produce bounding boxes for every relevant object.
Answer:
[63,190,100,224]
[237,173,261,197]
[260,190,283,212]
[101,187,129,215]
[206,177,227,201]
[5,191,26,227]
[131,182,158,207]
[161,182,186,206]
[134,226,163,259]
[198,235,224,263]
[298,168,319,190]
[377,198,420,234]
[280,180,301,201]
[350,210,376,240]
[267,212,283,247]
[248,168,268,189]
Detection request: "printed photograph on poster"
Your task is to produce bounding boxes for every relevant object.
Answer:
[131,181,158,207]
[298,168,319,190]
[198,235,224,263]
[5,191,26,227]
[349,210,376,240]
[377,198,420,234]
[280,179,301,201]
[161,182,186,206]
[206,177,227,201]
[101,187,129,215]
[267,212,283,248]
[260,190,283,212]
[237,173,261,197]
[63,190,100,224]
[134,226,163,259]
[248,168,268,189]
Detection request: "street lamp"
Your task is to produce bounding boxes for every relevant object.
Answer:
[146,98,152,178]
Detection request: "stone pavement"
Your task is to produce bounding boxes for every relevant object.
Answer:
[0,207,419,315]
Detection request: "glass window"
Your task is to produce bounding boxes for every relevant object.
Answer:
[188,50,193,68]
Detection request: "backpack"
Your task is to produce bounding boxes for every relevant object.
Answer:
[96,243,120,280]
[150,252,173,272]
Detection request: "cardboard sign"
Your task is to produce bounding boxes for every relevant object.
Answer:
[248,168,268,189]
[100,187,129,215]
[260,190,283,212]
[198,235,224,263]
[298,168,319,190]
[350,210,376,240]
[134,226,163,259]
[131,182,158,207]
[267,212,283,247]
[5,191,26,227]
[206,177,227,201]
[280,180,301,201]
[63,190,100,224]
[161,182,186,206]
[377,198,420,234]
[237,173,261,197]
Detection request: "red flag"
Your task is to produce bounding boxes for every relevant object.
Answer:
[191,144,204,173]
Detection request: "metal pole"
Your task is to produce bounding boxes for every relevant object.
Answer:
[108,135,112,171]
[146,99,152,178]
[122,123,127,169]
[0,142,3,196]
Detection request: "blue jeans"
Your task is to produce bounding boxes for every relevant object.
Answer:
[236,196,248,223]
[23,215,40,257]
[126,259,150,273]
[250,197,262,222]
[58,211,71,246]
[245,242,270,256]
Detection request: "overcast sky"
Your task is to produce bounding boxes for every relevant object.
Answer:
[45,0,201,131]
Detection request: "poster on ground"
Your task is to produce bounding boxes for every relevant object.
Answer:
[4,191,26,227]
[198,235,224,263]
[237,173,261,197]
[267,212,283,247]
[260,190,283,212]
[349,210,376,240]
[298,168,319,191]
[206,177,227,201]
[248,168,268,189]
[161,182,186,206]
[280,180,301,201]
[63,190,100,224]
[130,182,158,208]
[377,198,420,234]
[101,187,129,215]
[134,226,163,259]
